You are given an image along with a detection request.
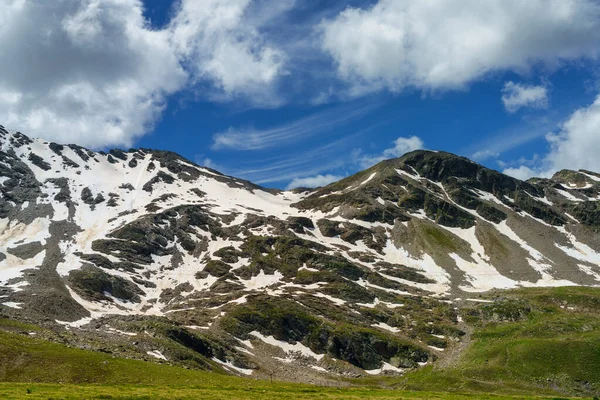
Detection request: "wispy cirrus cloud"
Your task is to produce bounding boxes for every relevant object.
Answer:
[221,117,397,186]
[229,133,359,184]
[211,102,380,151]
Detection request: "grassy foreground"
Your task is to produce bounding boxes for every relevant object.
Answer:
[0,327,562,400]
[396,286,600,397]
[0,384,579,400]
[2,287,600,398]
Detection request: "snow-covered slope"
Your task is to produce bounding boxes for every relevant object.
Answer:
[2,125,600,379]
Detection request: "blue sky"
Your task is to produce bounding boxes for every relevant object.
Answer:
[2,0,600,189]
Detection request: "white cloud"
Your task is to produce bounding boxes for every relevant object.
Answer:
[212,103,378,150]
[359,136,424,168]
[545,94,600,173]
[472,150,500,161]
[502,82,548,113]
[320,0,600,94]
[502,93,600,178]
[0,0,186,148]
[286,174,343,190]
[503,165,538,180]
[0,0,286,148]
[194,156,224,172]
[168,0,285,103]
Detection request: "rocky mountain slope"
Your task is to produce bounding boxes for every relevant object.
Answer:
[1,125,600,382]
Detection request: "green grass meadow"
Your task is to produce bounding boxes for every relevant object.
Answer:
[2,287,600,399]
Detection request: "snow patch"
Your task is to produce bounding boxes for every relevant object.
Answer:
[555,189,583,202]
[212,357,253,375]
[249,331,324,361]
[371,322,400,333]
[365,362,404,375]
[1,302,22,309]
[147,350,167,361]
[241,270,283,291]
[56,317,94,328]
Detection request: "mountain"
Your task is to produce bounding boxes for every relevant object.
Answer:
[1,125,600,383]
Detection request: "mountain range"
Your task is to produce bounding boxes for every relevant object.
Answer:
[1,124,600,383]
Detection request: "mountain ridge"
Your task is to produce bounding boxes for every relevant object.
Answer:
[2,125,600,382]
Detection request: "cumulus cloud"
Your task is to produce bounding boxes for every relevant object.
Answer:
[359,136,424,168]
[503,165,538,180]
[502,82,549,113]
[320,0,600,94]
[0,0,186,148]
[194,155,225,173]
[286,174,343,190]
[472,150,500,161]
[5,0,600,152]
[545,94,600,173]
[169,0,285,103]
[503,93,600,178]
[0,0,285,148]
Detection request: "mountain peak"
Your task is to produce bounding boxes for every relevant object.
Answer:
[552,169,600,189]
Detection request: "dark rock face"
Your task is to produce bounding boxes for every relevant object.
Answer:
[28,152,51,171]
[81,187,94,203]
[551,169,600,188]
[221,295,429,370]
[286,216,315,233]
[204,260,232,277]
[68,144,92,162]
[68,265,144,303]
[6,241,44,259]
[61,156,79,168]
[109,149,128,161]
[81,187,104,206]
[46,178,73,214]
[142,171,175,192]
[375,262,434,284]
[422,195,476,228]
[48,142,64,155]
[569,201,600,231]
[316,219,387,251]
[294,150,580,229]
[0,148,45,221]
[399,151,539,195]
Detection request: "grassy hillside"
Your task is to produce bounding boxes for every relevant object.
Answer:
[0,319,230,386]
[397,287,600,397]
[1,287,600,399]
[0,326,560,399]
